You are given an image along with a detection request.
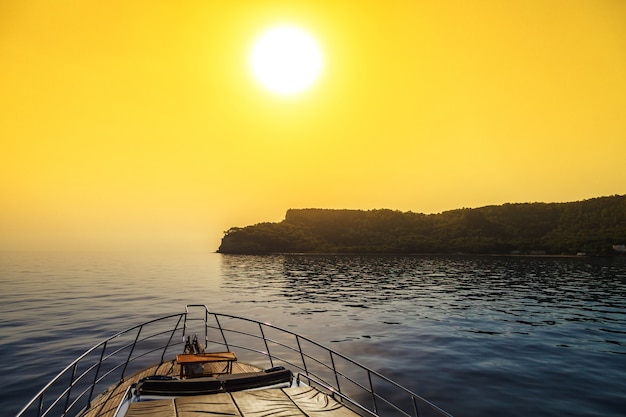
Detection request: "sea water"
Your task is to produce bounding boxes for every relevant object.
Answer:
[1,252,625,417]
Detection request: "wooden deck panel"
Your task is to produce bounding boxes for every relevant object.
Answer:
[176,394,241,417]
[231,389,307,416]
[285,386,361,417]
[124,399,175,417]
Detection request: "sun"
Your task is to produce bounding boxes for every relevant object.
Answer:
[250,25,324,96]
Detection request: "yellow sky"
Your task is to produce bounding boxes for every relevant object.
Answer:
[1,0,625,251]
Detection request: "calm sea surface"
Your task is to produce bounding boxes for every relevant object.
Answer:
[1,252,625,417]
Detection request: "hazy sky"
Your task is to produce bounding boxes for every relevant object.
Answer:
[1,0,625,252]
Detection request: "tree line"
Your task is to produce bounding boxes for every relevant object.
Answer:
[217,195,626,255]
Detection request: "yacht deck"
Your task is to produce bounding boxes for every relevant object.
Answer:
[81,361,359,417]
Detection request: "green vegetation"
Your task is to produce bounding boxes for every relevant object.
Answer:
[217,195,626,255]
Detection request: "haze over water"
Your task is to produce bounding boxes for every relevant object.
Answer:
[1,252,625,417]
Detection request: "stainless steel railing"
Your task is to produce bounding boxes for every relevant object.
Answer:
[17,305,452,417]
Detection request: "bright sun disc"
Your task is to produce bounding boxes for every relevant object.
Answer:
[250,26,323,96]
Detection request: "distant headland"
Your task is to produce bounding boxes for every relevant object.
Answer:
[217,195,626,256]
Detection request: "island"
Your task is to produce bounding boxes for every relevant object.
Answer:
[217,195,626,256]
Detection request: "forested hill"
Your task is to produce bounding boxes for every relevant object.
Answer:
[217,195,626,255]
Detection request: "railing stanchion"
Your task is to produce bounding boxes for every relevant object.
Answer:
[120,325,142,380]
[183,307,189,344]
[413,395,420,417]
[162,315,183,362]
[37,393,44,417]
[62,363,78,416]
[204,307,210,352]
[213,315,229,351]
[259,323,273,367]
[296,335,308,376]
[86,340,107,409]
[368,370,378,415]
[330,351,341,395]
